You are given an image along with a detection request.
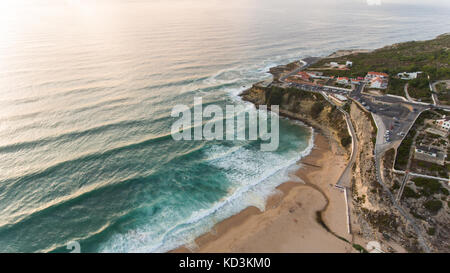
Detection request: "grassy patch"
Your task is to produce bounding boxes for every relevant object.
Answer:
[391,181,400,191]
[412,177,448,196]
[342,102,351,113]
[387,77,407,97]
[309,34,450,82]
[435,82,450,105]
[403,186,420,199]
[423,200,443,214]
[362,208,398,234]
[413,160,450,179]
[408,76,432,102]
[310,102,324,119]
[341,136,352,148]
[353,244,368,253]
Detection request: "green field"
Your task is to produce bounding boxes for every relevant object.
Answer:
[435,82,450,105]
[407,76,433,102]
[309,34,450,99]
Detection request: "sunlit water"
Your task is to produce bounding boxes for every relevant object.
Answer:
[0,0,449,252]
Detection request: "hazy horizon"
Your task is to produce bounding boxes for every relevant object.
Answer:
[0,0,449,253]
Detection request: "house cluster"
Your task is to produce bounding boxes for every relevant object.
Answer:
[333,71,389,88]
[365,71,389,89]
[290,62,392,91]
[299,70,363,88]
[336,76,364,86]
[286,71,322,86]
[296,71,311,81]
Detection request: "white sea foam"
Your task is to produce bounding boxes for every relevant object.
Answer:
[99,56,316,253]
[100,123,314,253]
[160,128,314,253]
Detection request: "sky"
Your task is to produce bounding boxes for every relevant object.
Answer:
[3,0,450,5]
[1,0,449,18]
[366,0,450,5]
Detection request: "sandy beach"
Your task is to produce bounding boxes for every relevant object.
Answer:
[173,133,355,253]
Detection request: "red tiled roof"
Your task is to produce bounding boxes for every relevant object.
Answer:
[368,71,389,77]
[371,77,383,82]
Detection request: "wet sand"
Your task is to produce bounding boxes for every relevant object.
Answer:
[173,133,354,253]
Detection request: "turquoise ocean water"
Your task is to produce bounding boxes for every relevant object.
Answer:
[0,0,449,252]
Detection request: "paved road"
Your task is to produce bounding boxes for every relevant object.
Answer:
[404,83,413,102]
[336,109,358,188]
[279,60,308,82]
[314,89,358,189]
[431,80,450,107]
[397,173,410,202]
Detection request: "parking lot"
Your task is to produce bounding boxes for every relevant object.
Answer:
[285,81,427,146]
[286,82,351,97]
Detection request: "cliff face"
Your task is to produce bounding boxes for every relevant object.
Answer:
[240,85,351,156]
[349,103,379,210]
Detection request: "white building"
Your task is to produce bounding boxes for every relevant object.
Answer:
[306,71,323,78]
[415,146,438,158]
[436,116,450,131]
[330,62,339,68]
[346,61,353,67]
[336,77,349,85]
[365,71,389,81]
[414,145,446,165]
[335,94,348,102]
[350,78,361,85]
[397,72,422,80]
[370,77,388,89]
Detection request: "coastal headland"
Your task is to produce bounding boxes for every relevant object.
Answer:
[175,34,450,253]
[173,52,361,253]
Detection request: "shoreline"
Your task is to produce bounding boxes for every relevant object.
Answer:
[172,132,354,253]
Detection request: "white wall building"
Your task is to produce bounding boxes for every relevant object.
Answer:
[336,77,349,85]
[370,77,388,89]
[397,72,422,80]
[350,78,361,85]
[330,62,339,68]
[365,71,389,81]
[335,94,348,102]
[306,71,323,78]
[436,117,450,131]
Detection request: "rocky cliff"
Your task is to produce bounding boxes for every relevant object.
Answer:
[240,84,351,156]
